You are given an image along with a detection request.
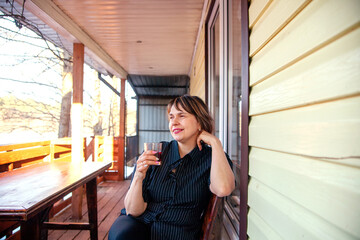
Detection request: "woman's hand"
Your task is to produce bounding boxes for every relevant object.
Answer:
[196,130,220,151]
[134,150,161,180]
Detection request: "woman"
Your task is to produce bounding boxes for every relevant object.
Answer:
[109,95,235,240]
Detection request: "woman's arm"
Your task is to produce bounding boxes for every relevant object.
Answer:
[124,150,160,216]
[197,132,235,197]
[124,174,147,217]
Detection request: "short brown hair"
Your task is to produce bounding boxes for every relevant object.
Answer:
[167,95,214,133]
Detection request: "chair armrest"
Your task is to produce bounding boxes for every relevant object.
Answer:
[200,194,223,240]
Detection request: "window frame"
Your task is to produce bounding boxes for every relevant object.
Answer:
[205,0,249,239]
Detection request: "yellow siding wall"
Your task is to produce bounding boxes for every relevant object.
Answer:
[189,0,213,101]
[189,25,206,100]
[248,0,360,239]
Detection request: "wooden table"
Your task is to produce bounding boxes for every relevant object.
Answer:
[0,159,111,240]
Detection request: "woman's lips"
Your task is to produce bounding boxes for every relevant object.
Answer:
[173,128,183,134]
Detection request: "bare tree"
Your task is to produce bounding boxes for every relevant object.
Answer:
[111,76,120,136]
[93,72,103,135]
[58,51,72,138]
[0,15,119,142]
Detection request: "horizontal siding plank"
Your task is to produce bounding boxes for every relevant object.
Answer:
[248,209,282,240]
[191,47,205,85]
[249,147,360,237]
[250,27,360,115]
[250,0,360,86]
[191,84,205,100]
[249,0,272,28]
[194,28,205,66]
[250,0,310,56]
[248,177,358,240]
[195,42,205,72]
[249,96,360,158]
[191,61,205,94]
[190,27,205,98]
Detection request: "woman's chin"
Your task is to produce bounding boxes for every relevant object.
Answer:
[172,135,182,142]
[172,133,185,142]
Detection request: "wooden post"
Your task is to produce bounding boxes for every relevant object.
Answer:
[118,78,126,181]
[71,43,84,219]
[72,42,84,162]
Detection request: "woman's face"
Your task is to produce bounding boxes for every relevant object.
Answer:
[168,104,201,145]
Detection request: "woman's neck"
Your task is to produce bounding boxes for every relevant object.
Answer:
[177,141,196,158]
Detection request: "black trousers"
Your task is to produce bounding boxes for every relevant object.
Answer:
[108,215,151,240]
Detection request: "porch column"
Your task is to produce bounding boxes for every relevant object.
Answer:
[118,78,126,180]
[71,43,84,162]
[71,42,84,219]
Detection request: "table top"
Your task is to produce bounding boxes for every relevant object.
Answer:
[0,160,111,221]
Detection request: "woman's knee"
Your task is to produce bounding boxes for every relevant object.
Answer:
[108,215,150,240]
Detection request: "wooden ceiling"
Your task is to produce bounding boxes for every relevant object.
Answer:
[20,0,205,79]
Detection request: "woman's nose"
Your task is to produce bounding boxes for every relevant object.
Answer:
[171,117,179,125]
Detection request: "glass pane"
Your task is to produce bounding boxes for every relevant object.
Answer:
[231,0,241,168]
[210,12,220,137]
[226,0,241,226]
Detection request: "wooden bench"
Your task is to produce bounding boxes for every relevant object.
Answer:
[201,194,223,240]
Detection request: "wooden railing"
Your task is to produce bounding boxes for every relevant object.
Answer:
[0,136,125,173]
[0,139,71,173]
[0,135,140,178]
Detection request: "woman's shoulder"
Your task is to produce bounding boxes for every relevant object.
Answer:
[201,143,231,160]
[160,140,175,148]
[160,140,177,154]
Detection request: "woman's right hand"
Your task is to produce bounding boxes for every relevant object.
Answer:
[134,150,161,179]
[125,150,159,216]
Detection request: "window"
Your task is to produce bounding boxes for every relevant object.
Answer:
[225,0,242,236]
[208,4,220,138]
[206,0,248,239]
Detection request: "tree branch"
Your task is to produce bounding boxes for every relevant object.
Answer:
[0,77,59,90]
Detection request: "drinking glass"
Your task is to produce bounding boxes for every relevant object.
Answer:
[144,142,162,162]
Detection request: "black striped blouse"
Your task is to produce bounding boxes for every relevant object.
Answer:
[133,140,232,240]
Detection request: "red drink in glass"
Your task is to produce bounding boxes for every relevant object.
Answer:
[144,142,162,165]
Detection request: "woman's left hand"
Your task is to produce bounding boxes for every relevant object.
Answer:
[196,130,220,151]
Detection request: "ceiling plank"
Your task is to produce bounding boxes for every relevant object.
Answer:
[24,0,128,78]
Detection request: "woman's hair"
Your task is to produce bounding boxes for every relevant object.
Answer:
[167,95,214,134]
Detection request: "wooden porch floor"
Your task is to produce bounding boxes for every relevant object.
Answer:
[48,180,130,240]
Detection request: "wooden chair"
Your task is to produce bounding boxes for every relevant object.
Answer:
[200,194,223,240]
